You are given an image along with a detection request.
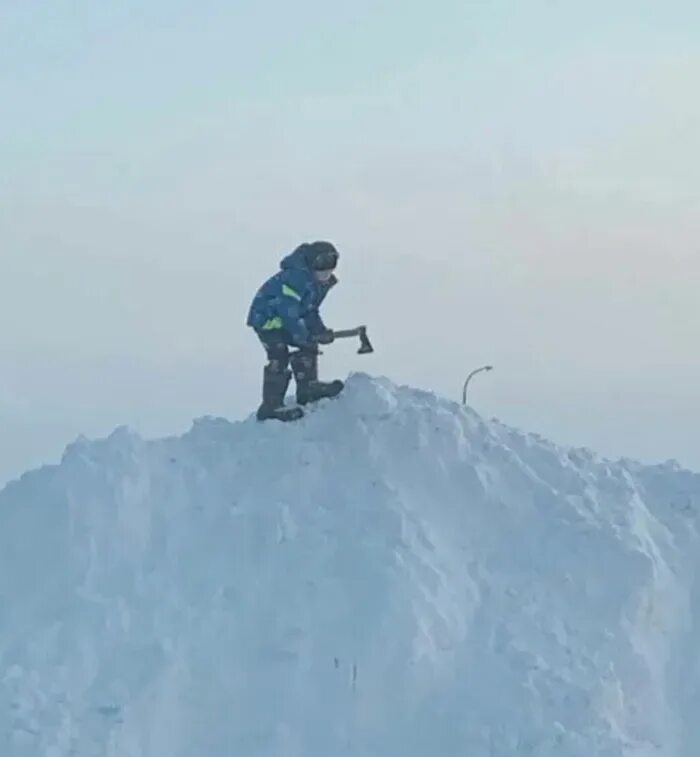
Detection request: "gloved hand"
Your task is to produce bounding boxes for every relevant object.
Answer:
[316,329,335,345]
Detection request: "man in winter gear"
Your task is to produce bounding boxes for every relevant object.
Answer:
[247,242,344,422]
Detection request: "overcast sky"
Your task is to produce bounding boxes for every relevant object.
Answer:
[1,0,699,484]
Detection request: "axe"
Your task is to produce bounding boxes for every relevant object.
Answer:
[329,326,375,354]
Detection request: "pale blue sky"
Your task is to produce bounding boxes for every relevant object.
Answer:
[1,1,699,483]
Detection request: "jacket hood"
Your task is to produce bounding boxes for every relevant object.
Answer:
[280,245,313,271]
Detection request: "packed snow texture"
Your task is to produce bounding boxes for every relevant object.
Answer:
[1,374,700,757]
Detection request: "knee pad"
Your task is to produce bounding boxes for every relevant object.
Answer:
[268,358,290,375]
[290,350,317,380]
[265,343,290,374]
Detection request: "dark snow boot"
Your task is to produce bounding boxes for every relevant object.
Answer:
[256,367,304,422]
[297,379,345,406]
[290,350,344,406]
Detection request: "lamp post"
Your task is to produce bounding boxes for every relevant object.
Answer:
[462,365,494,406]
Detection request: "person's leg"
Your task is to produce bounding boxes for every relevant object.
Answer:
[290,346,344,405]
[256,334,303,421]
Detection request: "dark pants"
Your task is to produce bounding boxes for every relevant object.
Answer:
[257,330,317,385]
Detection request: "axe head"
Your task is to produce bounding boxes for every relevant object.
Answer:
[357,326,374,354]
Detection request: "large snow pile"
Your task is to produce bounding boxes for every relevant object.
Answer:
[1,374,700,757]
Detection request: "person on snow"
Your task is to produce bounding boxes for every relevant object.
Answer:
[247,241,344,422]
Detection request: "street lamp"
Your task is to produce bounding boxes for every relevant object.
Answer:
[462,365,494,406]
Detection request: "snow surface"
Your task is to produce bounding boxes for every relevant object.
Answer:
[1,373,700,757]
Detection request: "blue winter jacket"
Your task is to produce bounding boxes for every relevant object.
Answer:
[246,246,337,347]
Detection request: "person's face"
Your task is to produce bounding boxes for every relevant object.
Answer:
[314,269,334,283]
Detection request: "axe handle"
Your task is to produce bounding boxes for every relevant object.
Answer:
[332,327,364,339]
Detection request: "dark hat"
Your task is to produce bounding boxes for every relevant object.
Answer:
[305,241,339,271]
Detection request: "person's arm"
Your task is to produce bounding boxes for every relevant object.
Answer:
[305,308,326,336]
[277,274,312,345]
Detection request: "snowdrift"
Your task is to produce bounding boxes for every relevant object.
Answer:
[1,374,700,756]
